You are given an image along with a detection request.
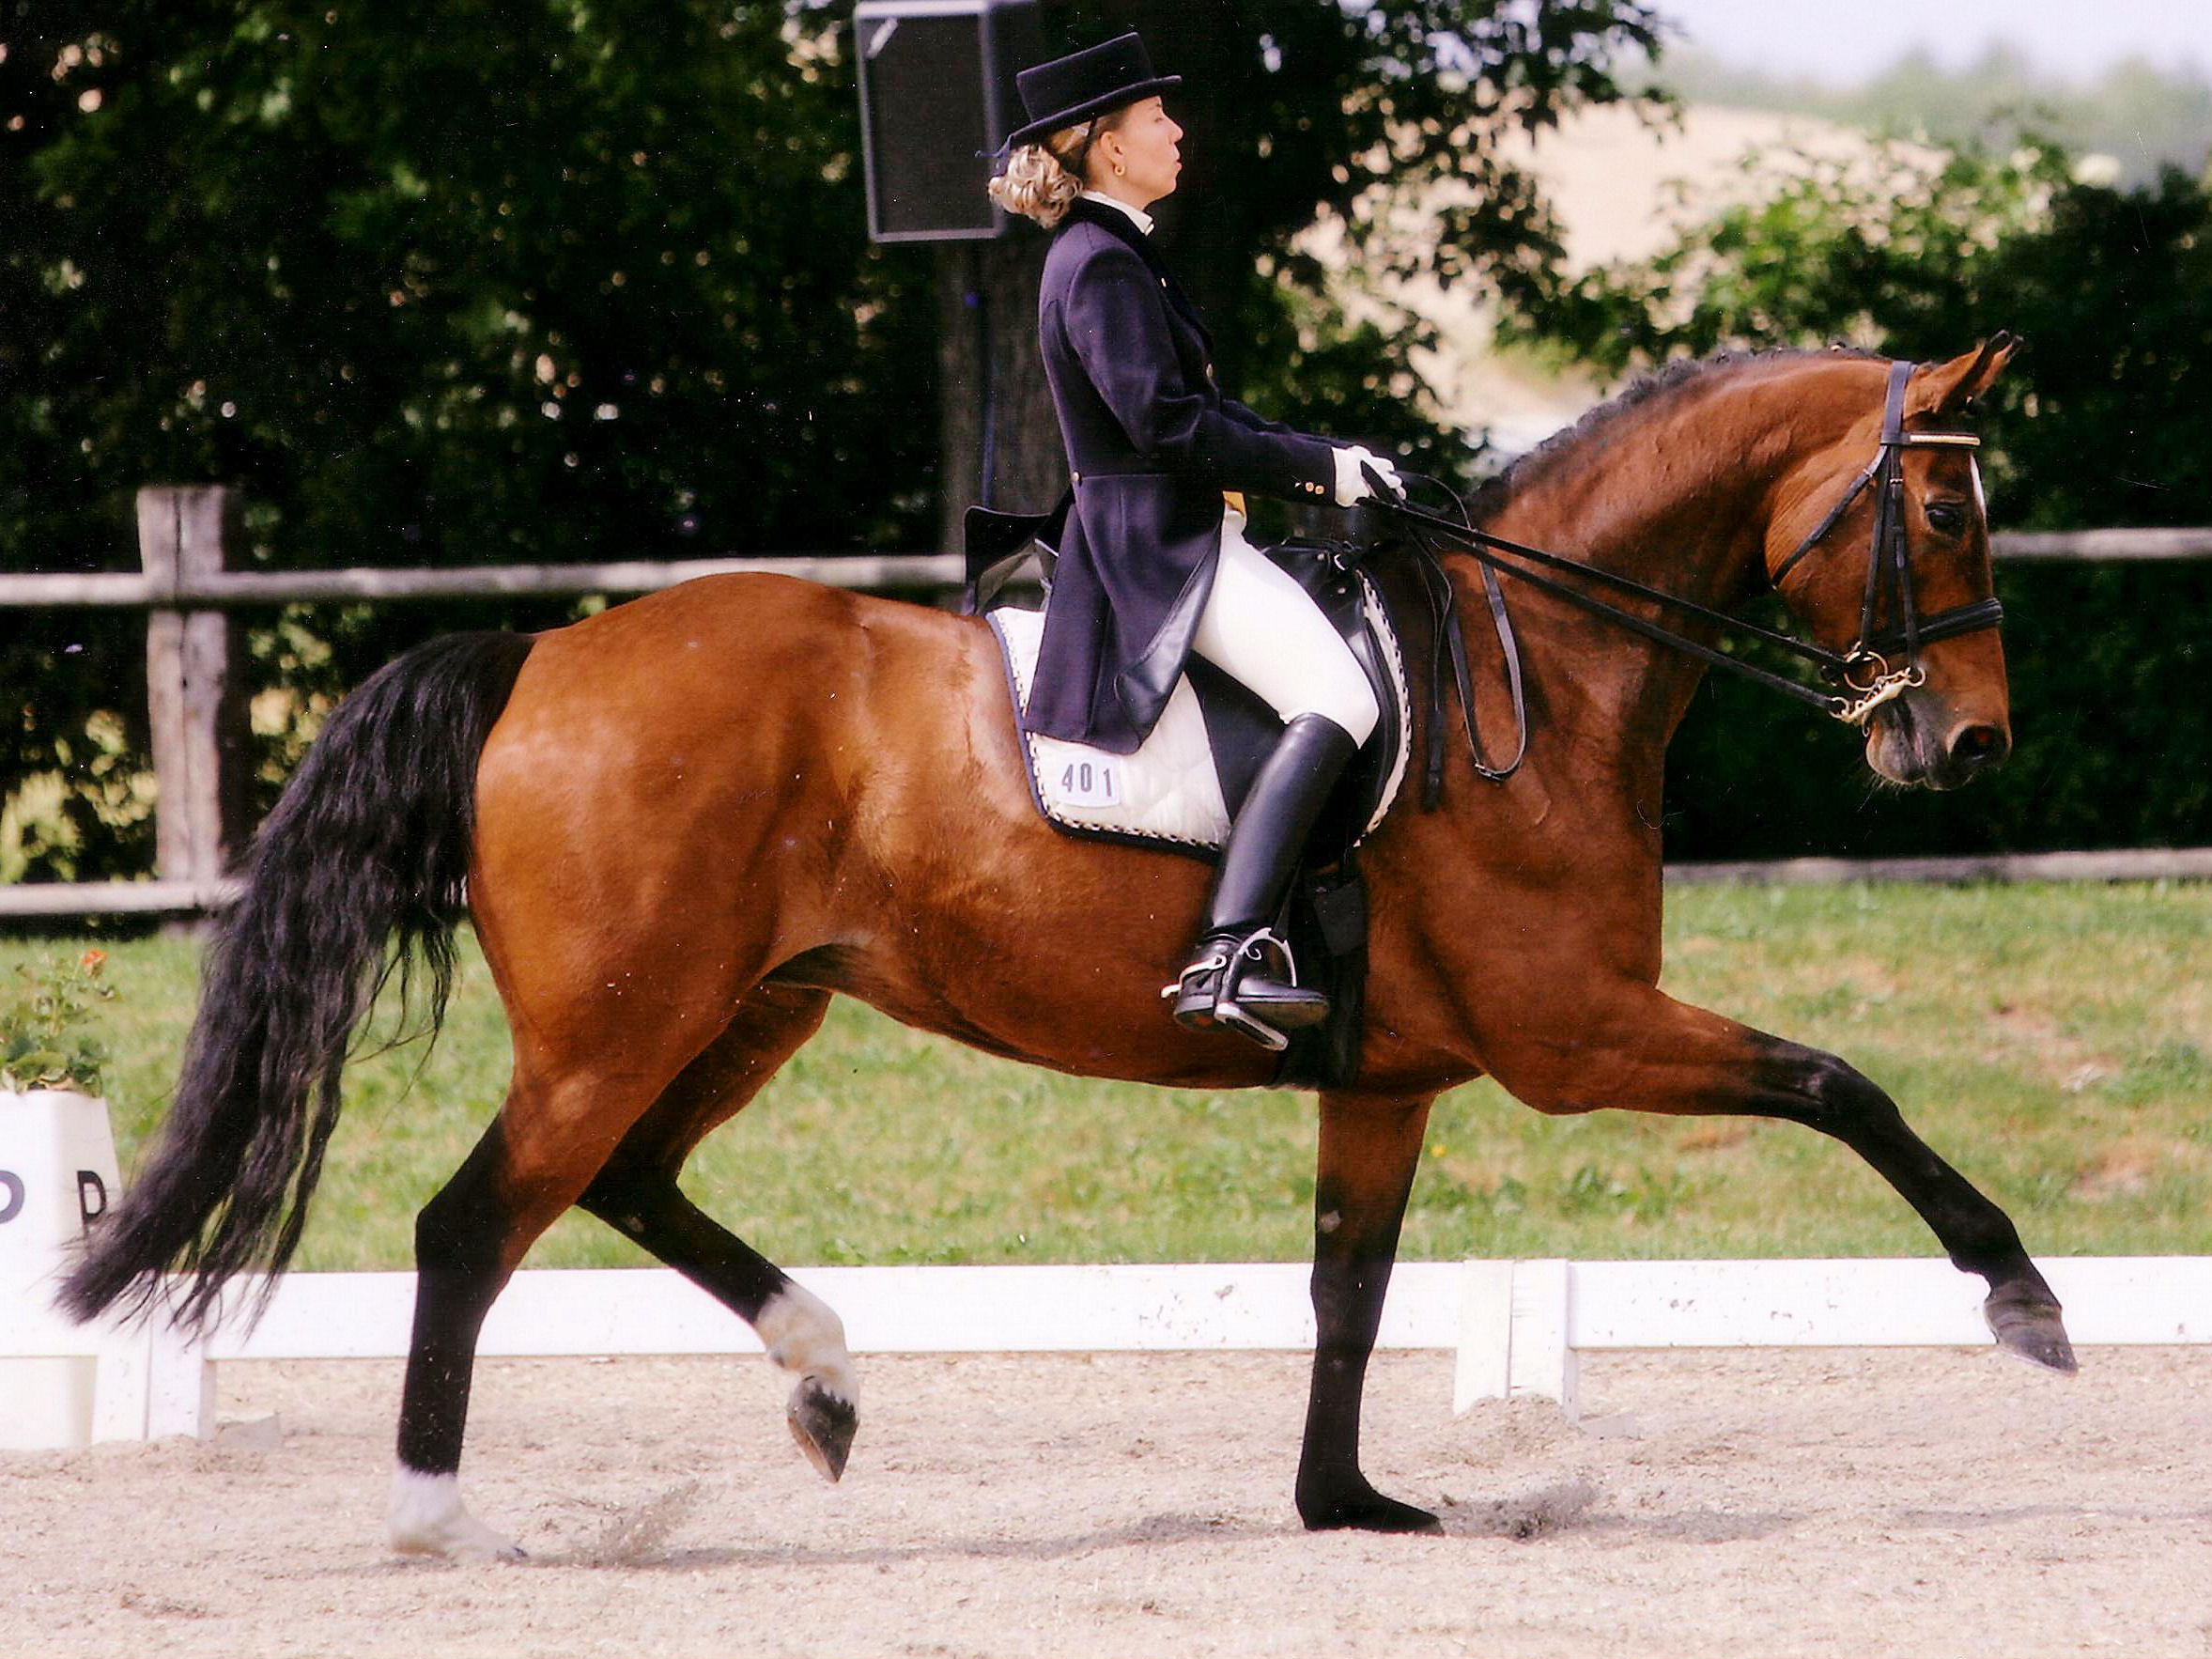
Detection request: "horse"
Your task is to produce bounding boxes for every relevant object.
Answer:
[61,339,2076,1558]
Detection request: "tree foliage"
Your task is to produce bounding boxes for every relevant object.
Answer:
[3,0,936,573]
[3,0,937,877]
[8,0,1672,881]
[1092,0,1665,455]
[1508,139,2212,857]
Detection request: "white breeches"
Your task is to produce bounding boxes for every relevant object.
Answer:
[1190,511,1380,745]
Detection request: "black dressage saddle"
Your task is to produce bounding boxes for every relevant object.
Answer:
[967,504,1415,1088]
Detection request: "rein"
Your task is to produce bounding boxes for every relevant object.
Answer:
[1378,358,2004,792]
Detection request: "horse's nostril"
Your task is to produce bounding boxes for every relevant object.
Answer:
[1950,723,2010,770]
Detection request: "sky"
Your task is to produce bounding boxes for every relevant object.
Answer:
[1647,0,2212,85]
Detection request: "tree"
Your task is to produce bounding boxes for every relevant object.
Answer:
[3,0,939,878]
[1506,139,2212,856]
[2,0,937,574]
[937,0,1665,548]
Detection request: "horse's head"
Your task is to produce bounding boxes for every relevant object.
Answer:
[1764,340,2019,790]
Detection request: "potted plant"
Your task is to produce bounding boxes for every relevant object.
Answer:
[2,948,126,1450]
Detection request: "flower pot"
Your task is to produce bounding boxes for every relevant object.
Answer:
[0,1089,122,1450]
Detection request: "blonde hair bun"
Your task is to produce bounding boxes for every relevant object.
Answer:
[986,121,1093,228]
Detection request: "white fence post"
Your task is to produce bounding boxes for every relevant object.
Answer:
[1452,1259,1579,1419]
[147,1325,216,1439]
[1452,1259,1513,1411]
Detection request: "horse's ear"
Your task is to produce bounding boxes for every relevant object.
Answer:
[1908,333,2022,417]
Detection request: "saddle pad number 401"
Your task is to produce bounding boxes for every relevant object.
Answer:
[987,585,1410,853]
[1057,760,1121,807]
[988,605,1233,846]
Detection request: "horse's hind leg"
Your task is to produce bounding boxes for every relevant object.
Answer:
[387,999,741,1558]
[573,985,860,1481]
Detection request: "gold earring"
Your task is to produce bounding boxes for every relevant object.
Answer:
[1114,162,1125,176]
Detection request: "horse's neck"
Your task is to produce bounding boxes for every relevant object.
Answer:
[1474,379,1796,751]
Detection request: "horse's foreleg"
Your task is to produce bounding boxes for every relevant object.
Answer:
[1297,1090,1442,1533]
[577,986,859,1481]
[1491,986,2075,1372]
[1740,1031,2074,1370]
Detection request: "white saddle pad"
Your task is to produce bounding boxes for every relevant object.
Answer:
[988,575,1411,853]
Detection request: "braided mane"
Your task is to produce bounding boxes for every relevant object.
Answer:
[1476,347,1885,514]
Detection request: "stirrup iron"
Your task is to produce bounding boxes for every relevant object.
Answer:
[1165,926,1313,1052]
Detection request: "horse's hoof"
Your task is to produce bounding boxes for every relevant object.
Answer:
[387,1467,528,1561]
[1297,1478,1442,1534]
[787,1376,859,1482]
[1984,1288,2079,1375]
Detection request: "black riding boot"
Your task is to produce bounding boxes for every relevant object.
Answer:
[1168,712,1360,1049]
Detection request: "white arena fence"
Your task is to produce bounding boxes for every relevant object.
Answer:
[6,1256,2208,1444]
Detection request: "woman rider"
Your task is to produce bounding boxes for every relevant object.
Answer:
[987,33,1402,1049]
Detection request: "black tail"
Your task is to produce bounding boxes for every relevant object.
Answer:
[58,630,535,1331]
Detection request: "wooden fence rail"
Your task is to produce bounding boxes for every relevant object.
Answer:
[4,487,2209,921]
[6,526,2205,614]
[0,552,968,608]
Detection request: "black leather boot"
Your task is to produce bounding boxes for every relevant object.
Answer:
[1168,713,1360,1049]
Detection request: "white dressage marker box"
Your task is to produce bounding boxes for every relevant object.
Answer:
[0,1090,123,1450]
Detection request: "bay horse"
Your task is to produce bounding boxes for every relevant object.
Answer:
[62,341,2076,1558]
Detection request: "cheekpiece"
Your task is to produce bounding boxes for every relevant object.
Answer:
[1004,31,1180,153]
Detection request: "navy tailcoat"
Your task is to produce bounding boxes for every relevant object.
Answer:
[1023,197,1339,754]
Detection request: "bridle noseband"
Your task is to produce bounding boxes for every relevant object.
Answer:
[1768,356,2003,725]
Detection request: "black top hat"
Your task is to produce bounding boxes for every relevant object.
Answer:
[1005,32,1180,153]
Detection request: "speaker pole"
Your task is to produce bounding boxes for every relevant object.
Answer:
[971,242,998,509]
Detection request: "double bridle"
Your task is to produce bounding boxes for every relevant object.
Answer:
[1379,357,2005,795]
[1769,356,2004,719]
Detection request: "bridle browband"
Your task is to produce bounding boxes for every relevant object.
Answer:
[1378,357,2005,793]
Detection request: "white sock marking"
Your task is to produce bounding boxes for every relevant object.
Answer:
[756,1281,858,1406]
[387,1465,525,1561]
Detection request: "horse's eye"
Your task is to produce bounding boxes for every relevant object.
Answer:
[1925,501,1967,536]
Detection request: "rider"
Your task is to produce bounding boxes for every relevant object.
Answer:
[987,32,1401,1049]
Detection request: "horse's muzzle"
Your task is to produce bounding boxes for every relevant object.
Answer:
[1866,694,2012,791]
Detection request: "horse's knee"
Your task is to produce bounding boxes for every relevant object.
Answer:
[576,1152,676,1237]
[415,1117,577,1284]
[415,1174,505,1279]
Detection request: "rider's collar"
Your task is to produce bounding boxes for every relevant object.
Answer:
[1078,190,1154,238]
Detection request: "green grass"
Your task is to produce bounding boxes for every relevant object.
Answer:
[7,880,2209,1270]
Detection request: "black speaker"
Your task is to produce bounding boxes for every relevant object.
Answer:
[855,0,1043,242]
